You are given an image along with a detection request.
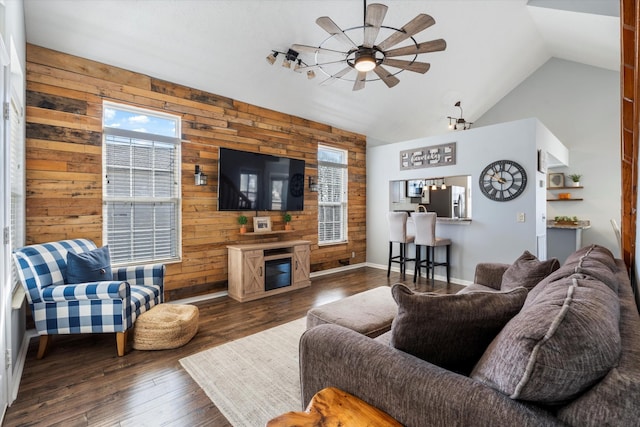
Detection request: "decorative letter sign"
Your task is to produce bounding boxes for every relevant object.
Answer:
[400,143,456,170]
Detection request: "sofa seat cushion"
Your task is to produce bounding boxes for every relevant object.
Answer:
[500,250,560,291]
[471,275,621,404]
[390,284,528,375]
[306,286,397,338]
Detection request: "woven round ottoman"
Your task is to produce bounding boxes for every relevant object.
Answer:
[133,303,199,350]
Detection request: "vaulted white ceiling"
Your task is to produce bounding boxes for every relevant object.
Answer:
[23,0,619,145]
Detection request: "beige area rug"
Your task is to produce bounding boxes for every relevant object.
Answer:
[179,318,307,426]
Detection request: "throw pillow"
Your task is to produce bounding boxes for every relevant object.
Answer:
[471,276,621,404]
[501,250,560,291]
[389,284,528,375]
[66,245,113,284]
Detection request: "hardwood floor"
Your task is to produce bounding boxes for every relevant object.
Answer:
[5,267,462,426]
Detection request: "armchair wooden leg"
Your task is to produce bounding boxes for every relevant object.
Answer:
[36,335,51,360]
[116,331,128,357]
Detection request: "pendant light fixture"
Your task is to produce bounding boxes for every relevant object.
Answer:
[447,101,472,130]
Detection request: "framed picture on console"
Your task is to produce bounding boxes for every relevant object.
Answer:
[253,216,272,232]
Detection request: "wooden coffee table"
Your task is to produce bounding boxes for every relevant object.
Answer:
[266,386,402,427]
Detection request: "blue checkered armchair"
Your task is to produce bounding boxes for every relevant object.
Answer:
[13,239,164,358]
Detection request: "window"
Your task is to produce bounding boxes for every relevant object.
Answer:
[9,82,24,292]
[103,102,181,264]
[318,145,348,244]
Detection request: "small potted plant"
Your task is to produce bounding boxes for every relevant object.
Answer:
[238,215,248,234]
[569,173,582,187]
[283,212,292,231]
[554,215,579,225]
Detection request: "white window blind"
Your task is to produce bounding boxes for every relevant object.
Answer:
[103,103,181,265]
[10,95,24,289]
[318,146,348,244]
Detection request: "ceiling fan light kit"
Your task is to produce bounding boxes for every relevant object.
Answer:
[265,48,317,79]
[282,1,446,91]
[354,49,378,72]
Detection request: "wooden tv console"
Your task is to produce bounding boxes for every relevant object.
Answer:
[227,240,311,302]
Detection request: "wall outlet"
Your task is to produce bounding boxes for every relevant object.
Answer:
[351,251,356,258]
[517,212,526,223]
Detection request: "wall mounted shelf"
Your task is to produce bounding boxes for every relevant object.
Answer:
[547,185,584,202]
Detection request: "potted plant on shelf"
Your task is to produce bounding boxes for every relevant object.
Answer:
[569,174,582,187]
[238,215,248,234]
[283,212,292,230]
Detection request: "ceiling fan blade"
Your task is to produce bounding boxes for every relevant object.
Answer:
[384,39,447,58]
[373,65,400,88]
[320,66,353,86]
[353,71,367,91]
[381,58,431,74]
[376,14,436,51]
[363,3,388,48]
[291,44,346,57]
[316,16,358,49]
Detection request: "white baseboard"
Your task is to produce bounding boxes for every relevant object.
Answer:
[365,262,473,287]
[309,262,367,278]
[10,329,37,407]
[171,261,474,305]
[171,264,369,305]
[171,290,228,305]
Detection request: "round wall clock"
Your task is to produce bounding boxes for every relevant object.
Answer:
[479,159,527,201]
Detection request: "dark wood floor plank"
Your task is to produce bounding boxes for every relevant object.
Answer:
[5,267,461,426]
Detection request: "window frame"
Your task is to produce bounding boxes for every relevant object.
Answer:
[9,89,24,292]
[317,145,348,245]
[102,102,182,265]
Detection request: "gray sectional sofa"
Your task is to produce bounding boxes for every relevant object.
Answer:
[299,245,640,426]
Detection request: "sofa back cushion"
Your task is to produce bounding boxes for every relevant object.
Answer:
[556,263,640,425]
[526,245,619,306]
[500,251,560,291]
[390,284,527,375]
[471,276,621,404]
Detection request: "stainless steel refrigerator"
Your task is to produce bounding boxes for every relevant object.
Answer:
[428,185,466,218]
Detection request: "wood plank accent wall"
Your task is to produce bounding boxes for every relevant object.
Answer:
[621,0,638,273]
[25,44,367,300]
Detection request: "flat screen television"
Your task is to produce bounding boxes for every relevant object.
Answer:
[218,148,305,211]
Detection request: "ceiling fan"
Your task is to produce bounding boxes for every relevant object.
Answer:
[292,1,446,91]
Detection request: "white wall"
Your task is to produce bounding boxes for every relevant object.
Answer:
[474,58,620,256]
[367,118,565,283]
